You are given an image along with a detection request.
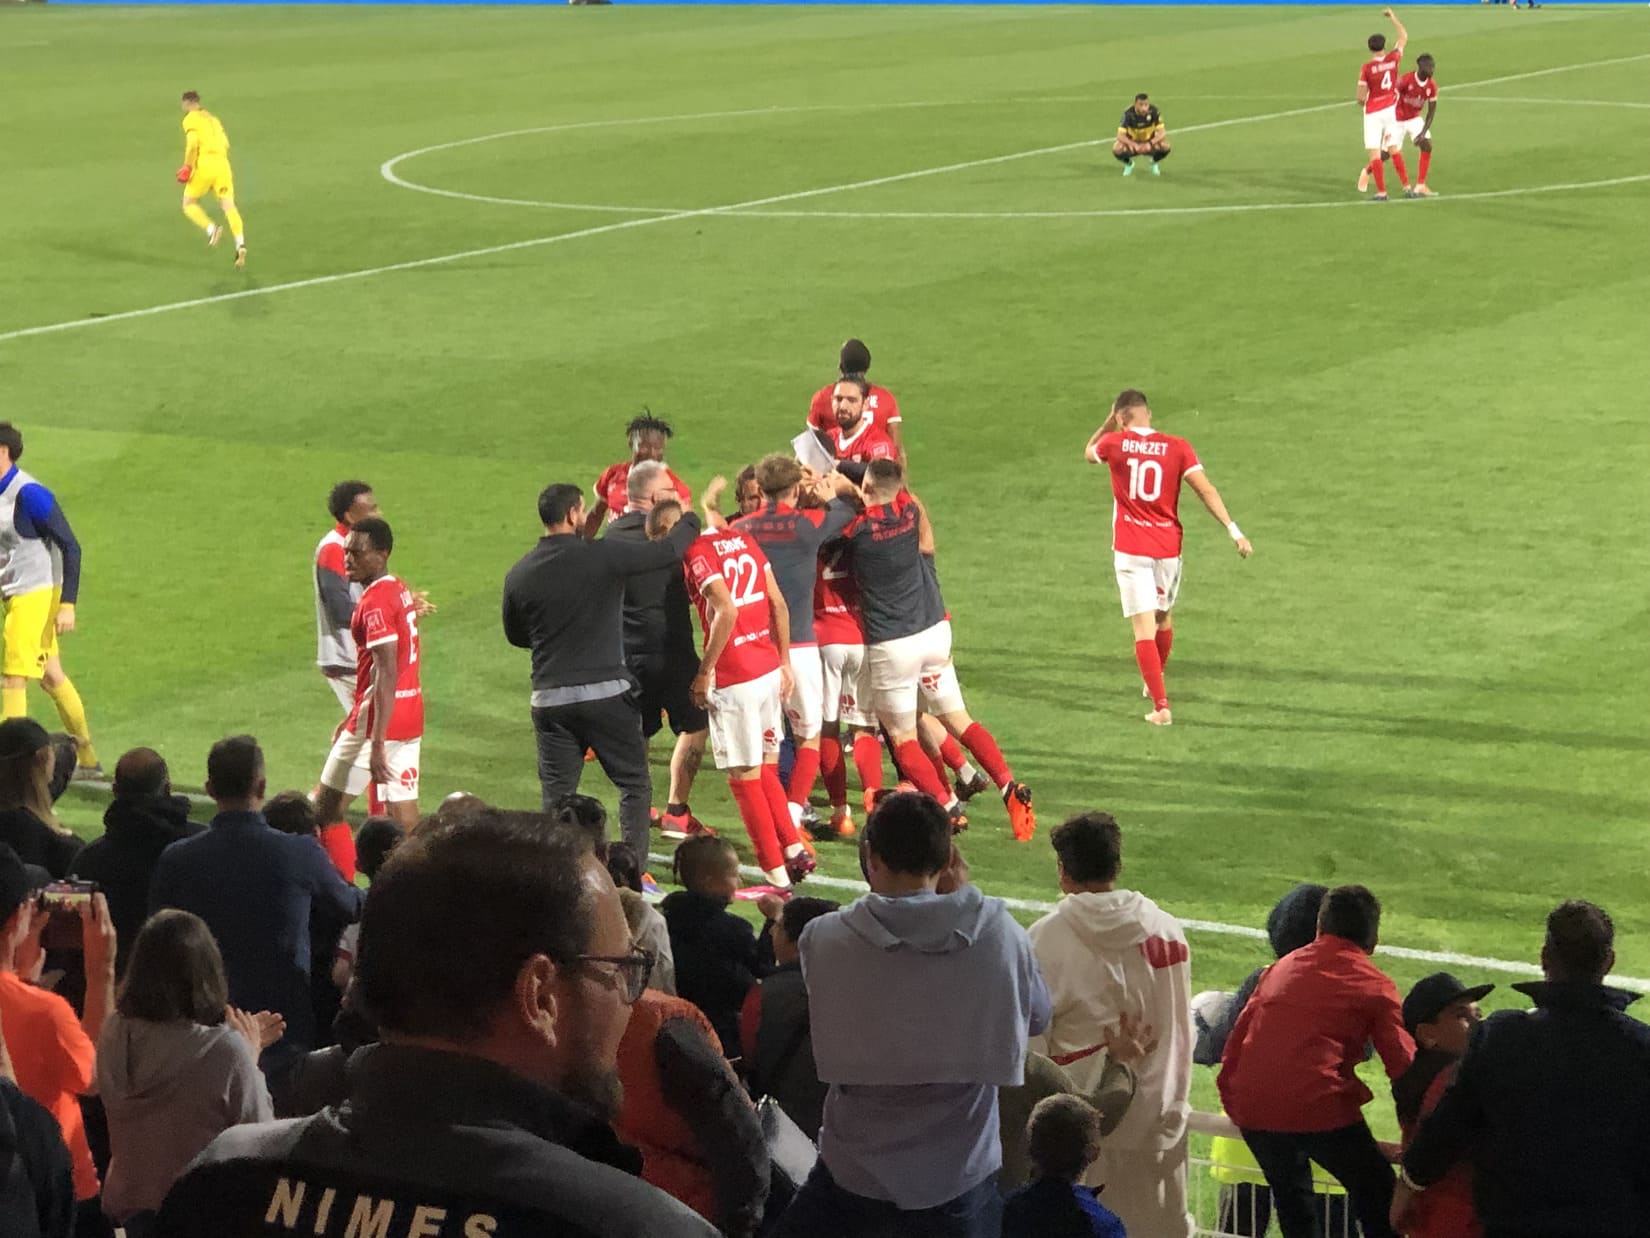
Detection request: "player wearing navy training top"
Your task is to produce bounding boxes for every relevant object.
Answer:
[835,459,1037,841]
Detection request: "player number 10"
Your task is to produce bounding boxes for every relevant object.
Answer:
[1126,458,1163,502]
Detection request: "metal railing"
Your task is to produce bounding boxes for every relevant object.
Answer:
[1186,1112,1357,1238]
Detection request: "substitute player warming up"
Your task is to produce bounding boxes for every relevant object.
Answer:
[1085,391,1252,726]
[314,518,423,833]
[1355,10,1411,202]
[178,91,247,268]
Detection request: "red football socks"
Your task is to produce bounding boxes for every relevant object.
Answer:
[318,822,357,882]
[852,734,885,795]
[938,735,968,772]
[1370,159,1387,194]
[960,722,1013,789]
[1135,639,1169,711]
[1418,150,1431,183]
[788,745,821,810]
[729,776,783,872]
[820,735,847,806]
[1390,152,1411,189]
[1155,627,1174,669]
[893,739,952,802]
[760,763,803,849]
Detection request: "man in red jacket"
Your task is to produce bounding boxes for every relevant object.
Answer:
[1217,885,1414,1238]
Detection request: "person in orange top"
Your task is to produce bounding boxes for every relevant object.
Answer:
[614,989,768,1238]
[0,842,117,1229]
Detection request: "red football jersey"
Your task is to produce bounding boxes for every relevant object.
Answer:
[1360,50,1403,113]
[1394,71,1438,122]
[808,383,901,434]
[813,542,864,646]
[684,530,782,688]
[829,416,899,465]
[1093,427,1203,559]
[593,461,693,524]
[345,575,424,741]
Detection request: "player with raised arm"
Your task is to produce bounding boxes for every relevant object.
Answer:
[177,91,247,268]
[1393,55,1440,197]
[585,413,693,537]
[837,459,1036,841]
[807,339,904,465]
[1114,93,1171,176]
[313,518,424,832]
[825,375,900,466]
[1356,10,1411,202]
[1085,390,1252,726]
[657,497,814,892]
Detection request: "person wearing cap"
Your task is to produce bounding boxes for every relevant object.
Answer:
[1396,900,1650,1238]
[1390,973,1491,1238]
[0,719,83,878]
[0,841,118,1230]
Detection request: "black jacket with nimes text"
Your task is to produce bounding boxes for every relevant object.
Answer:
[151,1044,720,1238]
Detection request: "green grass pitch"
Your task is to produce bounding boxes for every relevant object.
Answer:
[5,0,1649,1065]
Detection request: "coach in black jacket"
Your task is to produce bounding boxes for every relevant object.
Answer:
[503,482,700,857]
[1396,900,1650,1238]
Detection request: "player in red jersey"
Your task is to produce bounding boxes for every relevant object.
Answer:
[585,413,693,537]
[314,518,424,830]
[1356,8,1410,202]
[656,499,814,891]
[1393,55,1440,197]
[1085,390,1252,726]
[807,338,904,464]
[826,375,900,465]
[813,535,883,837]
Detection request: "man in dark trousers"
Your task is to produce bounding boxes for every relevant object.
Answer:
[602,461,713,840]
[503,482,700,858]
[1395,900,1650,1238]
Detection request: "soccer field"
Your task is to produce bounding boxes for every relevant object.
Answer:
[6,1,1649,1015]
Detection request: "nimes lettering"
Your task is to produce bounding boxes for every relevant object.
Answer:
[265,1178,499,1238]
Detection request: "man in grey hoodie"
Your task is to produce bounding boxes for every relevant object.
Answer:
[777,792,1051,1238]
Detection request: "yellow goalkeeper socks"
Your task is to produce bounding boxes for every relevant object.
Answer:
[1,687,25,720]
[44,677,98,766]
[222,204,245,246]
[183,202,214,232]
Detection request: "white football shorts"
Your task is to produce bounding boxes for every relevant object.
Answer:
[821,642,873,728]
[868,620,966,734]
[1115,552,1183,618]
[320,732,421,803]
[708,668,783,771]
[1363,106,1399,150]
[323,674,356,713]
[1397,115,1431,145]
[785,645,825,740]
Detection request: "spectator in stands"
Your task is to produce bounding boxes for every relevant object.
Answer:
[1002,1095,1126,1238]
[261,791,348,1046]
[95,910,278,1238]
[148,736,363,1072]
[1029,811,1194,1236]
[1389,972,1491,1238]
[616,988,768,1236]
[153,809,719,1237]
[45,734,79,806]
[1196,882,1351,1237]
[777,792,1051,1238]
[605,842,675,995]
[740,895,839,1141]
[0,949,77,1238]
[0,719,81,877]
[1219,884,1412,1238]
[1397,900,1650,1238]
[0,843,116,1236]
[69,749,203,978]
[662,835,764,1057]
[261,792,317,839]
[329,817,401,993]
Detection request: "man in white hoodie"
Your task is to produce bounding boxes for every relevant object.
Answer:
[1029,811,1194,1238]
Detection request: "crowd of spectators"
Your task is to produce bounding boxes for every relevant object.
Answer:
[0,724,1645,1238]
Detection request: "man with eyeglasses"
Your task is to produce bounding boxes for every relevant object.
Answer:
[150,810,717,1238]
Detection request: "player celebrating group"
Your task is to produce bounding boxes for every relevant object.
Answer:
[177,91,247,268]
[1085,391,1252,726]
[1356,9,1412,202]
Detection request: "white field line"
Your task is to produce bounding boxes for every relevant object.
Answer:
[1451,95,1650,110]
[6,52,1647,346]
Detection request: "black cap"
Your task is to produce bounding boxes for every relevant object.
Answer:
[1403,972,1495,1033]
[0,716,50,762]
[0,843,46,921]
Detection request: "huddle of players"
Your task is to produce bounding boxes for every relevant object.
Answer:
[1357,8,1441,201]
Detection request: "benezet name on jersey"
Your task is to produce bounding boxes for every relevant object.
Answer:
[1120,438,1171,457]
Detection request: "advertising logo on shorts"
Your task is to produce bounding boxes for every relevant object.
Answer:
[398,765,418,793]
[920,671,944,695]
[763,728,778,747]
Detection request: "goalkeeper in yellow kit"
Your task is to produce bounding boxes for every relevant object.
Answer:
[178,91,247,269]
